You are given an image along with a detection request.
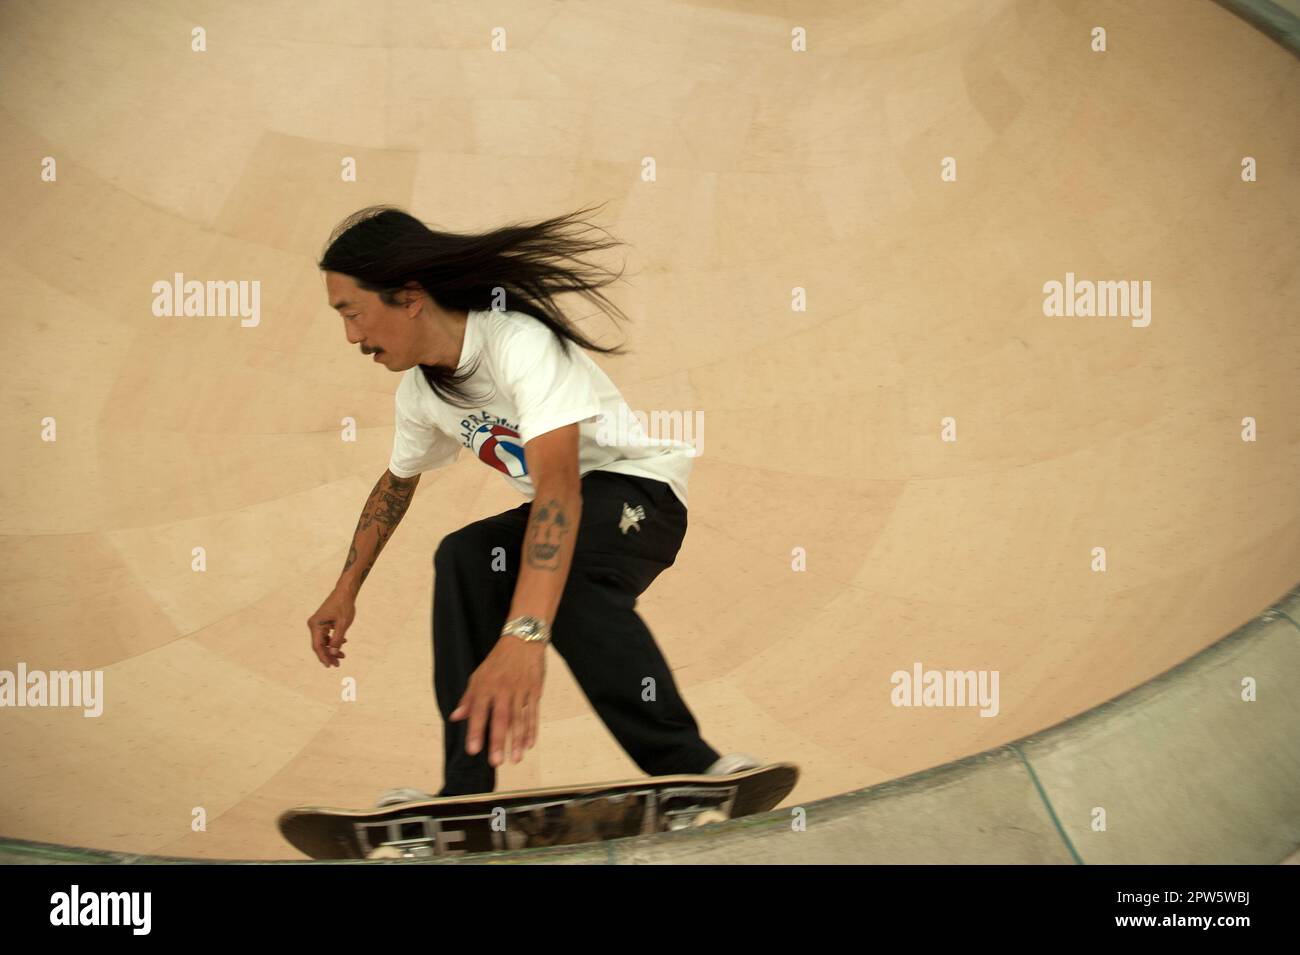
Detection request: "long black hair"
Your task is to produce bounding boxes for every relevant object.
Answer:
[318,203,632,409]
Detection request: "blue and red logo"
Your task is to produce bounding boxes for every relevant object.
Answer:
[470,423,528,478]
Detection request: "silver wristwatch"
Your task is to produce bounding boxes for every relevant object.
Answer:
[501,615,551,644]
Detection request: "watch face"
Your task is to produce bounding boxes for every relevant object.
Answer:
[504,617,549,641]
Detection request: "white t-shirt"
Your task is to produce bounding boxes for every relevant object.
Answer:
[387,308,695,507]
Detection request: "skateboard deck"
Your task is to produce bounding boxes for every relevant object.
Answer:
[278,762,799,860]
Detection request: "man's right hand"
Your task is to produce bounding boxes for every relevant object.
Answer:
[308,588,356,667]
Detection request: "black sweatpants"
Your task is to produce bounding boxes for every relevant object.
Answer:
[431,469,720,796]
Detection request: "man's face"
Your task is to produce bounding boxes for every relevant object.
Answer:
[324,271,416,371]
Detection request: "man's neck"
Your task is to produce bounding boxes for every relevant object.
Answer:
[421,307,469,369]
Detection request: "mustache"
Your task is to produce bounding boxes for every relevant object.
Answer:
[361,345,382,355]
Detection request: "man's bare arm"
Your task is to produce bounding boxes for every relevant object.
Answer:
[336,469,420,596]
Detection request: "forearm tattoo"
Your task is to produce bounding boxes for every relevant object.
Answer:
[342,472,419,583]
[525,496,572,571]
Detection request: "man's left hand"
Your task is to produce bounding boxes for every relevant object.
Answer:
[450,637,546,766]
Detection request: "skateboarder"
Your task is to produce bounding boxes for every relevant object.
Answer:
[307,204,759,800]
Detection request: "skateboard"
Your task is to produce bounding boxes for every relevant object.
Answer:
[278,762,799,860]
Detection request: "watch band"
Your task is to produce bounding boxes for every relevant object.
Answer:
[501,615,552,644]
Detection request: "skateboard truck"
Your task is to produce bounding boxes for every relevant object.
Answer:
[356,812,476,857]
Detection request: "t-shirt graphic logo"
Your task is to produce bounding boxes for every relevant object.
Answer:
[471,422,528,478]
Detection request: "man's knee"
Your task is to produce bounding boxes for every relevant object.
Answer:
[435,524,489,572]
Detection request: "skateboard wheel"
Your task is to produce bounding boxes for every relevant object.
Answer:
[691,810,729,827]
[366,845,406,860]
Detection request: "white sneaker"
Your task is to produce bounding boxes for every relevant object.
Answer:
[705,752,764,776]
[374,787,435,808]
